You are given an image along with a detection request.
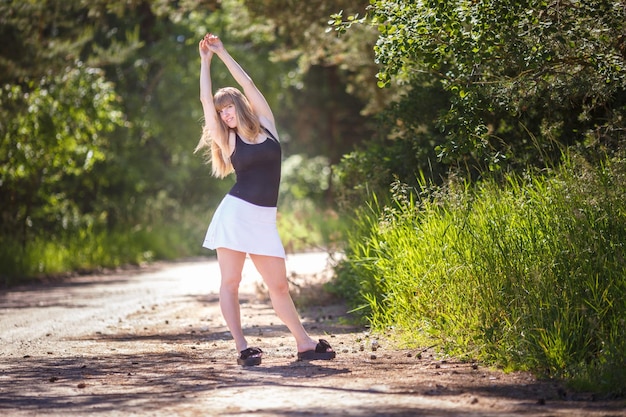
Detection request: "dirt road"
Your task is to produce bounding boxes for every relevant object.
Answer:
[1,252,624,416]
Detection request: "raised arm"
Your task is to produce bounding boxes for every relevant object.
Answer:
[205,34,275,128]
[199,37,220,134]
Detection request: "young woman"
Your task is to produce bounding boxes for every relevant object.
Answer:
[195,33,336,366]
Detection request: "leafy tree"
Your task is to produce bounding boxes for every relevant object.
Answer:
[332,0,626,174]
[0,65,123,244]
[0,0,224,246]
[0,0,138,244]
[334,80,451,208]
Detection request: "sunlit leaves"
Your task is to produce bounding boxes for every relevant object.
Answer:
[0,64,123,232]
[336,0,626,169]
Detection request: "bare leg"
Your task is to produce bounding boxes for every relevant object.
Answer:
[249,253,318,353]
[216,248,248,352]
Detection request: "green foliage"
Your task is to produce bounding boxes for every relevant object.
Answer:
[333,154,626,395]
[281,154,332,202]
[0,205,209,285]
[0,64,123,240]
[332,0,626,172]
[277,153,348,253]
[334,79,451,208]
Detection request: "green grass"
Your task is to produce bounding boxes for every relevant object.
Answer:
[333,154,626,395]
[0,207,210,285]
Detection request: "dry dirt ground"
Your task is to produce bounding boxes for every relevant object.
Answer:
[1,252,625,417]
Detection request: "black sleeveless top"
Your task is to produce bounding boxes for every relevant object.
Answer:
[228,129,281,207]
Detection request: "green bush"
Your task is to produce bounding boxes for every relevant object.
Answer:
[333,154,626,395]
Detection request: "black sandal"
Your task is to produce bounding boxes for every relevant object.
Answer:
[297,339,336,361]
[237,347,263,366]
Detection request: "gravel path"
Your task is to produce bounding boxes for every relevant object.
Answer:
[1,252,624,416]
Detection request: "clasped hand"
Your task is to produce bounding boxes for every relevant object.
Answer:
[199,33,224,58]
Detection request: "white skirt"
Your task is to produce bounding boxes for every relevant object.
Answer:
[203,194,286,258]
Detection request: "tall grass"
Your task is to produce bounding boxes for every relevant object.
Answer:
[334,154,626,394]
[0,207,210,285]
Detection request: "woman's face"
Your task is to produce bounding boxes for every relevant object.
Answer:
[219,104,237,129]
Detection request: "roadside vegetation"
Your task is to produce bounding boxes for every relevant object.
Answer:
[327,0,626,396]
[332,154,626,394]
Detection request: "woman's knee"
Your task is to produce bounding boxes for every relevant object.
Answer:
[220,274,242,293]
[217,248,246,293]
[265,277,290,296]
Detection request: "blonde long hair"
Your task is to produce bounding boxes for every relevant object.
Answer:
[195,87,261,178]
